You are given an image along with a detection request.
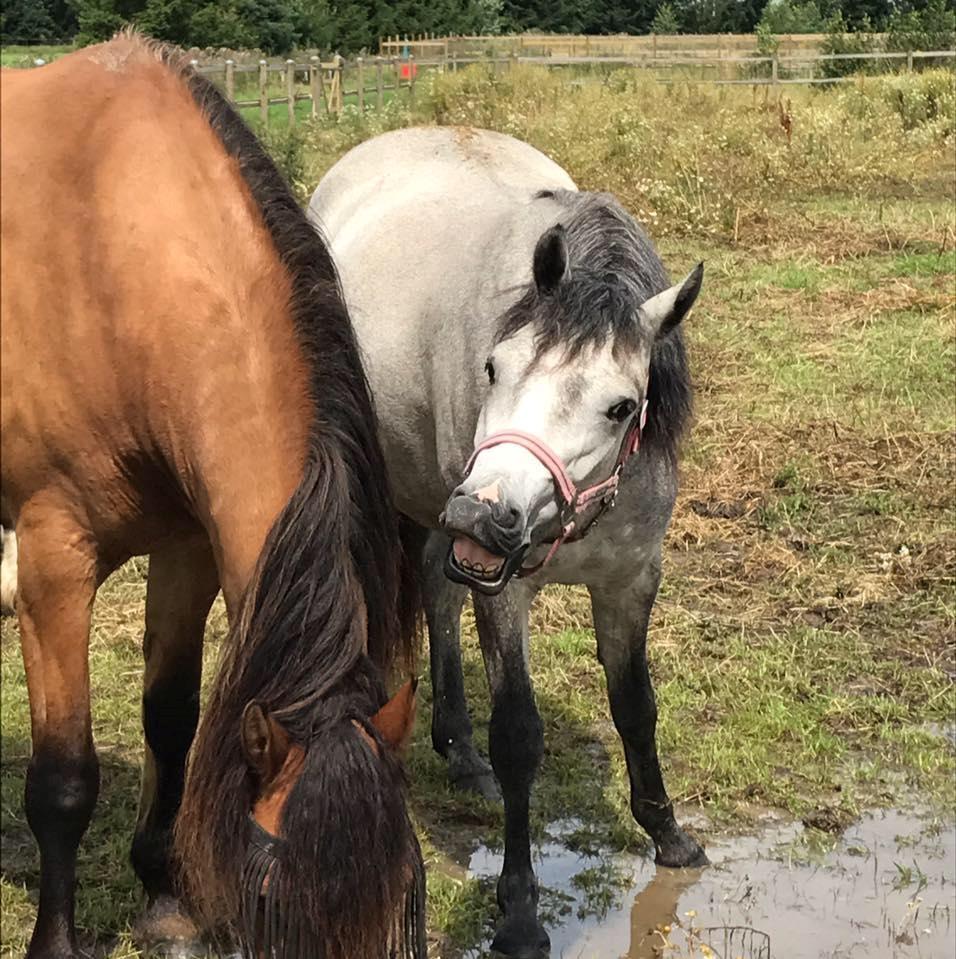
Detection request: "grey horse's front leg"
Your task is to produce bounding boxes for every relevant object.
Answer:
[474,584,550,959]
[422,531,499,800]
[590,560,707,867]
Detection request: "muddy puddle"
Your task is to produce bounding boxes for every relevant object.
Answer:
[455,808,955,958]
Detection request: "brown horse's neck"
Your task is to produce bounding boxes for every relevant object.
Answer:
[172,275,313,611]
[118,62,317,608]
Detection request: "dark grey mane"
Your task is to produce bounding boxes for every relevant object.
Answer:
[496,189,693,461]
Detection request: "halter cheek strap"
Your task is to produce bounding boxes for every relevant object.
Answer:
[462,399,648,575]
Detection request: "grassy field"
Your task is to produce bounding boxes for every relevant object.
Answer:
[0,44,75,67]
[2,65,954,957]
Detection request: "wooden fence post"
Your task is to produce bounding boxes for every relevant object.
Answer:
[771,53,779,84]
[335,54,344,113]
[408,54,416,104]
[376,56,384,110]
[259,60,268,126]
[356,56,365,112]
[286,59,296,125]
[225,58,235,101]
[309,55,320,118]
[392,56,400,97]
[906,50,914,71]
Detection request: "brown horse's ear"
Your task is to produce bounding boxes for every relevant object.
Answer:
[241,701,289,783]
[371,678,418,752]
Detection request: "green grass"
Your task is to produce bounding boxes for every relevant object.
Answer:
[0,44,74,67]
[2,64,955,958]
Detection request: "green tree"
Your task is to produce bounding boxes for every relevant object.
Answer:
[651,1,681,32]
[675,0,765,33]
[884,0,955,55]
[72,0,125,42]
[758,0,823,33]
[134,0,196,45]
[2,0,61,42]
[820,10,877,76]
[188,3,256,48]
[836,0,892,29]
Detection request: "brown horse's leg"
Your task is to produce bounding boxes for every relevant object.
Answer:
[131,538,219,950]
[16,504,99,959]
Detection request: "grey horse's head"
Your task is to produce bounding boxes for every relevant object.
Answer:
[442,192,701,593]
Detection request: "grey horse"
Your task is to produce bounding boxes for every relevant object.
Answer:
[308,126,705,958]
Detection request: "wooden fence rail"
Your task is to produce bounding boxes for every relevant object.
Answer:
[183,47,954,127]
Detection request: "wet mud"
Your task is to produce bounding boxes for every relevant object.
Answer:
[458,808,955,958]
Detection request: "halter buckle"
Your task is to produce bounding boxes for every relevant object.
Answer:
[559,499,578,531]
[603,468,623,510]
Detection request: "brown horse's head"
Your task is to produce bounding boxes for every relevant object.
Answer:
[242,679,418,836]
[234,679,424,959]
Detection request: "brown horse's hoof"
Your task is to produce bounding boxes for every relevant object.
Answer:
[135,896,208,958]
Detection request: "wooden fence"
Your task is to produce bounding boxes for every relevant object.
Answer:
[192,47,955,126]
[380,32,841,60]
[193,54,424,122]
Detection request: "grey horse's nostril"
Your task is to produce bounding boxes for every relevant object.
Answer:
[492,502,522,533]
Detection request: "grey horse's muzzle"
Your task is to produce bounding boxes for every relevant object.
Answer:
[440,495,528,595]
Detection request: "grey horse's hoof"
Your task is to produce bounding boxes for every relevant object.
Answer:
[490,914,551,958]
[655,827,709,868]
[448,748,501,802]
[135,896,208,958]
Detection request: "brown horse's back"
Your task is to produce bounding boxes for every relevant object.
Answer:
[1,36,310,578]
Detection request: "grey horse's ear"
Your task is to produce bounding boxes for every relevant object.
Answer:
[640,263,703,338]
[533,225,569,293]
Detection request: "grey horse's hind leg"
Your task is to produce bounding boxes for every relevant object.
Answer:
[421,530,500,800]
[474,584,550,959]
[590,560,707,868]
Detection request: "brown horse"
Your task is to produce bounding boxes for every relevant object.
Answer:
[1,33,422,959]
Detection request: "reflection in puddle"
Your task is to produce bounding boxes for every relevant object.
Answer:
[462,809,955,958]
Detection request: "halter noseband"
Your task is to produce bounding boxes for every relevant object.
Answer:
[461,398,648,575]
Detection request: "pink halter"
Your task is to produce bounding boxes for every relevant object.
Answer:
[462,399,648,575]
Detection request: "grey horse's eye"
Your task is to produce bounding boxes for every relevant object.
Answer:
[606,399,636,423]
[485,359,495,385]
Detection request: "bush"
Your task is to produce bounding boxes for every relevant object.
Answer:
[742,22,780,80]
[758,0,824,35]
[820,12,878,79]
[838,69,956,135]
[884,0,956,68]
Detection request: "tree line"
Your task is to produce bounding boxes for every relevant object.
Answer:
[2,0,953,54]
